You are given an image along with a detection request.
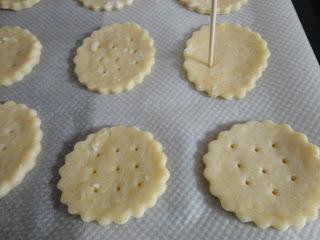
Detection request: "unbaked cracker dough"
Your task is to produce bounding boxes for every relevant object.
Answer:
[79,0,133,11]
[74,23,155,94]
[183,23,270,99]
[203,121,320,230]
[179,0,248,14]
[0,0,40,10]
[58,126,169,225]
[0,26,42,86]
[0,101,42,198]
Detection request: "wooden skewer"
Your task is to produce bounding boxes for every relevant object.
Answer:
[208,0,218,67]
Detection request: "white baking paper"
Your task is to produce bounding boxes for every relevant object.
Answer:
[1,0,320,239]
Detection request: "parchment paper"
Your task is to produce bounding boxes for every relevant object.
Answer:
[1,0,320,239]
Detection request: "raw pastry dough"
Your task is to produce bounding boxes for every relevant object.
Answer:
[203,121,320,230]
[0,0,40,10]
[0,101,42,198]
[58,126,169,225]
[74,23,155,94]
[79,0,133,11]
[0,26,42,86]
[179,0,248,14]
[183,23,270,99]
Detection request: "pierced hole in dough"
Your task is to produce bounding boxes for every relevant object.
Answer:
[254,147,260,152]
[1,146,7,151]
[115,148,120,153]
[272,189,279,196]
[117,67,121,71]
[96,153,101,158]
[245,180,251,186]
[237,163,242,168]
[93,185,99,193]
[130,37,134,42]
[272,143,277,148]
[9,129,14,134]
[135,164,139,169]
[137,182,142,187]
[134,61,139,65]
[230,144,236,149]
[135,146,139,151]
[262,169,267,174]
[291,176,298,182]
[116,186,121,191]
[282,158,288,164]
[116,167,120,172]
[112,45,116,49]
[115,57,119,62]
[92,170,97,174]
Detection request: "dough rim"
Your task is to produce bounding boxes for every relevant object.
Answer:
[0,0,40,10]
[0,26,42,86]
[179,0,248,15]
[0,101,43,198]
[79,0,134,11]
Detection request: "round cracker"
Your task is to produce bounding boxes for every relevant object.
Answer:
[74,23,155,94]
[58,126,169,225]
[0,26,42,86]
[203,121,320,230]
[183,23,270,100]
[79,0,133,11]
[0,101,42,198]
[179,0,248,15]
[0,0,40,10]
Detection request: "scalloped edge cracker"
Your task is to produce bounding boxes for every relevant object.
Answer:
[183,23,270,99]
[79,0,133,11]
[0,0,40,10]
[74,22,155,94]
[0,26,42,86]
[0,101,42,198]
[57,126,169,225]
[179,0,248,15]
[203,121,320,231]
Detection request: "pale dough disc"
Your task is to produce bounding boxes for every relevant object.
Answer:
[58,126,169,225]
[74,23,155,94]
[0,101,42,198]
[0,0,40,10]
[0,26,42,86]
[203,121,320,230]
[79,0,133,11]
[179,0,248,14]
[183,23,270,99]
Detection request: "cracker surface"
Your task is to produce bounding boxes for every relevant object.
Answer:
[0,101,42,198]
[183,23,270,99]
[58,126,169,225]
[0,26,42,86]
[203,121,320,230]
